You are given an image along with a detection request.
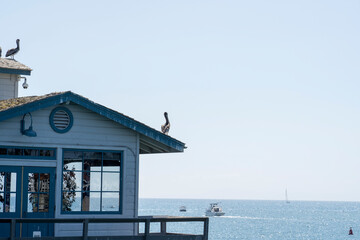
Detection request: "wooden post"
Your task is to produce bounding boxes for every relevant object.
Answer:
[144,219,150,240]
[160,220,167,235]
[203,218,209,240]
[10,219,16,240]
[83,219,89,240]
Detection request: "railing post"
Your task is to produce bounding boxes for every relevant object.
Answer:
[160,220,167,235]
[203,218,209,240]
[10,219,16,240]
[83,219,89,240]
[144,219,150,240]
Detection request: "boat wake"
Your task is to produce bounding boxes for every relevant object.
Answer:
[221,216,294,221]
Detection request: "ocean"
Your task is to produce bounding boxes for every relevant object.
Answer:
[138,199,360,240]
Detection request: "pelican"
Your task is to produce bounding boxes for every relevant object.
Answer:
[6,39,20,59]
[161,112,170,135]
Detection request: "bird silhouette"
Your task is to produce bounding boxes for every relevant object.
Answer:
[0,47,2,58]
[6,39,20,59]
[161,112,170,135]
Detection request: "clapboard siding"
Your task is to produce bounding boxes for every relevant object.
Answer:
[0,74,18,100]
[0,103,140,237]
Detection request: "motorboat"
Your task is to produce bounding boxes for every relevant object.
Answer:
[179,206,187,212]
[205,202,225,216]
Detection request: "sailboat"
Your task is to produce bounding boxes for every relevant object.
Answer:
[285,189,290,203]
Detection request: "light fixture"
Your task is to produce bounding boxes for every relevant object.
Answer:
[18,76,28,89]
[20,112,37,137]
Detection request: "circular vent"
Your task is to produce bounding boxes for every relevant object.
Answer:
[50,107,73,133]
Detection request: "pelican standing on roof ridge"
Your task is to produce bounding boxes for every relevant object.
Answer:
[161,112,170,135]
[6,39,20,59]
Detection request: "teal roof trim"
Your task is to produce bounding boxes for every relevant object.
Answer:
[0,91,185,152]
[0,67,31,75]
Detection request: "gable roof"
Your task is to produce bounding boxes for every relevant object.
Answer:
[0,58,32,75]
[0,91,185,153]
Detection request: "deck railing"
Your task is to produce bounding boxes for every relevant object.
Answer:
[0,216,209,240]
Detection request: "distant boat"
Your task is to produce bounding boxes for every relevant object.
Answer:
[205,203,225,216]
[179,206,186,212]
[285,189,290,203]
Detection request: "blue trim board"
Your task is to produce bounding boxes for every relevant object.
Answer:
[0,68,31,76]
[0,92,185,152]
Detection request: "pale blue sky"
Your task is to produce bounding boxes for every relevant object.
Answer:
[1,1,360,201]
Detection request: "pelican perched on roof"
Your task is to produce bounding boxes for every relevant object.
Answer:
[6,39,20,59]
[161,112,170,135]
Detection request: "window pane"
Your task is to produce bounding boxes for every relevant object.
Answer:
[0,173,4,192]
[83,160,101,171]
[82,192,90,211]
[0,193,3,212]
[38,194,49,212]
[24,149,39,156]
[102,192,119,211]
[62,191,81,212]
[0,148,6,155]
[28,173,39,192]
[84,152,102,160]
[103,159,121,172]
[64,151,83,171]
[89,192,100,211]
[103,152,121,160]
[10,173,16,192]
[89,172,101,191]
[82,172,90,192]
[3,192,10,212]
[40,149,54,157]
[2,173,11,192]
[28,193,38,212]
[39,174,50,193]
[8,148,22,156]
[102,173,120,191]
[63,171,81,191]
[9,193,16,212]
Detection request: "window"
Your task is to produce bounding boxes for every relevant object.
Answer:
[62,149,122,213]
[0,146,56,160]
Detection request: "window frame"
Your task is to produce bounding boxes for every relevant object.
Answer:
[61,148,123,214]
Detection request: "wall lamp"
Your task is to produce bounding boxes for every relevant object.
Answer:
[20,112,37,137]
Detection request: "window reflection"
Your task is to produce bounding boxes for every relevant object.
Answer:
[89,172,101,191]
[28,172,50,213]
[102,192,119,212]
[63,170,81,191]
[102,173,120,191]
[0,172,17,213]
[38,194,49,212]
[28,193,38,212]
[28,173,39,192]
[82,191,89,211]
[89,192,100,211]
[0,193,3,212]
[62,191,81,212]
[9,193,16,212]
[103,160,120,172]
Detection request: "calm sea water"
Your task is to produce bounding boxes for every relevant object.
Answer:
[138,199,360,240]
